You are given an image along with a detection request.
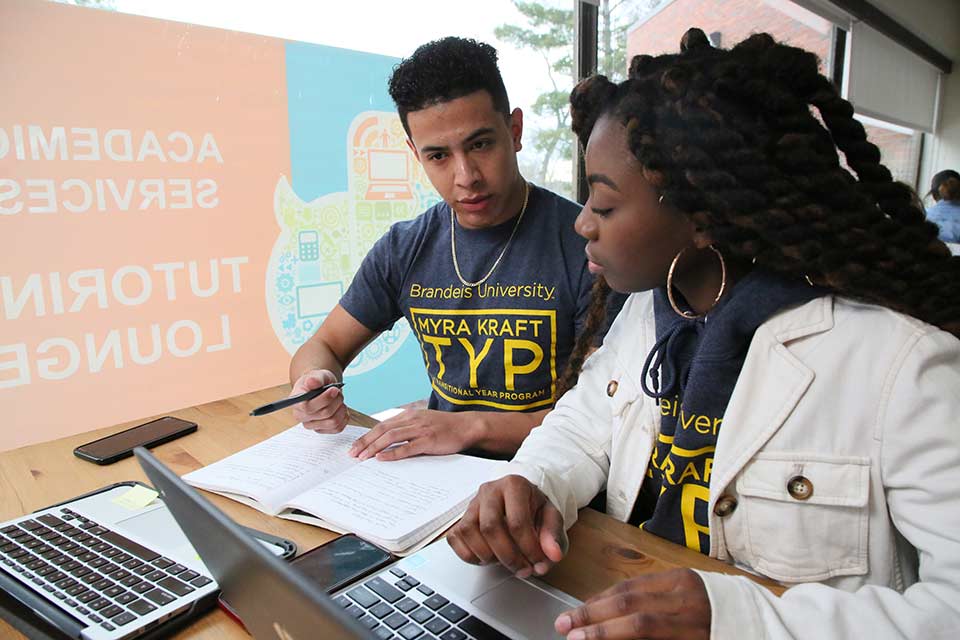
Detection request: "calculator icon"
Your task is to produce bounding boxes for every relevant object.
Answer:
[298,230,319,261]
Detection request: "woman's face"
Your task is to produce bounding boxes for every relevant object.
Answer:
[575,115,700,294]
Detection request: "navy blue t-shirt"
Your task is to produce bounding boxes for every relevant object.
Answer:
[629,270,826,552]
[340,185,600,412]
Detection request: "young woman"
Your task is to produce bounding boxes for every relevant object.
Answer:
[446,29,960,639]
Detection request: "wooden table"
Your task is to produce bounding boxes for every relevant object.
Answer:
[0,385,783,639]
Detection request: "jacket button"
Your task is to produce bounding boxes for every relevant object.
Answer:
[606,380,618,397]
[787,475,813,501]
[713,494,738,517]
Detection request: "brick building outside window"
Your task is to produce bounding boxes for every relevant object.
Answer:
[624,0,922,187]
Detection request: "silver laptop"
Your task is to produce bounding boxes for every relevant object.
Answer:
[0,482,221,639]
[135,447,580,640]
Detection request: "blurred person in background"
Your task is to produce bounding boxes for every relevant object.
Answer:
[926,169,960,243]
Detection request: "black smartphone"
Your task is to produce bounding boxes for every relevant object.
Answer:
[218,534,394,630]
[73,416,197,465]
[288,534,395,593]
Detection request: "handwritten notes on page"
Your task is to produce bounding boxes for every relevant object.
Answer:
[182,423,505,553]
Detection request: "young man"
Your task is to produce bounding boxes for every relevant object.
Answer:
[289,37,612,461]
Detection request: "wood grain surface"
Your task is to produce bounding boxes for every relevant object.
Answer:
[0,385,782,639]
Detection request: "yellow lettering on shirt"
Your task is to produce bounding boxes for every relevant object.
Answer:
[677,461,702,483]
[660,396,680,417]
[458,337,493,388]
[678,407,722,436]
[503,339,543,390]
[408,307,557,411]
[681,483,711,551]
[421,335,450,380]
[662,457,676,485]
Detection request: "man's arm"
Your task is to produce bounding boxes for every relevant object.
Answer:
[472,408,549,453]
[289,304,378,383]
[288,304,378,433]
[293,305,547,456]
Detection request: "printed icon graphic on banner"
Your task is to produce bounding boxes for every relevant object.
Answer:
[366,149,413,200]
[266,111,440,375]
[295,282,342,320]
[298,230,320,261]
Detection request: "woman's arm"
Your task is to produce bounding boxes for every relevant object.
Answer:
[701,327,960,639]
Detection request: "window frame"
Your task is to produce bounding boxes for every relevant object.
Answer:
[572,0,924,197]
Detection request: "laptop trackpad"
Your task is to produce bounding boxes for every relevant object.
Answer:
[471,579,569,639]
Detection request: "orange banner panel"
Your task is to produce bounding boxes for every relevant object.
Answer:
[1,0,291,450]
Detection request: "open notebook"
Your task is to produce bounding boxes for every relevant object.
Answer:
[182,422,505,555]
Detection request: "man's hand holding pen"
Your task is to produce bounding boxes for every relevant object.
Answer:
[289,370,349,433]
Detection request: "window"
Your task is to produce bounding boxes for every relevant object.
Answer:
[624,0,837,76]
[597,0,924,188]
[856,115,923,188]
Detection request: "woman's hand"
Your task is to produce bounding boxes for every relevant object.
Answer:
[447,475,567,578]
[555,569,711,640]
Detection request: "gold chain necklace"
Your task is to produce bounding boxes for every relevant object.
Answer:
[450,180,530,288]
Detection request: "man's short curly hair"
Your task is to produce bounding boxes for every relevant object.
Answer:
[388,37,511,137]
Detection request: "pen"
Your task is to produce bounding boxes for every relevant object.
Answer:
[249,382,345,417]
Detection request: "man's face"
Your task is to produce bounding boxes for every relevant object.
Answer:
[406,90,524,230]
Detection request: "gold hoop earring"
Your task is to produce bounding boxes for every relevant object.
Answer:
[666,245,726,319]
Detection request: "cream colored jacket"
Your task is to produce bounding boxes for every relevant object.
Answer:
[505,292,960,639]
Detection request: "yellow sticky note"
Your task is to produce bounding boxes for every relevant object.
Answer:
[112,485,159,511]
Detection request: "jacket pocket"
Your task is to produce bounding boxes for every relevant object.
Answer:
[605,365,640,428]
[605,372,651,521]
[734,453,870,582]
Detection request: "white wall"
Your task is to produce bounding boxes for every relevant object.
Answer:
[927,72,960,193]
[866,0,960,195]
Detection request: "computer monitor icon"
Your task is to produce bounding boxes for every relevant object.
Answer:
[296,282,343,320]
[365,149,413,200]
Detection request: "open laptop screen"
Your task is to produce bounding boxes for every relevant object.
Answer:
[134,447,370,640]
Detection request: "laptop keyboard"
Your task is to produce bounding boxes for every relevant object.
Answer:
[0,506,213,634]
[336,567,511,640]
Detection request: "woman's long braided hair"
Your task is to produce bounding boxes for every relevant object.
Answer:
[556,28,960,398]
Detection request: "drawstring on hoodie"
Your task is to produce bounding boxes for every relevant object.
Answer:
[640,318,701,400]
